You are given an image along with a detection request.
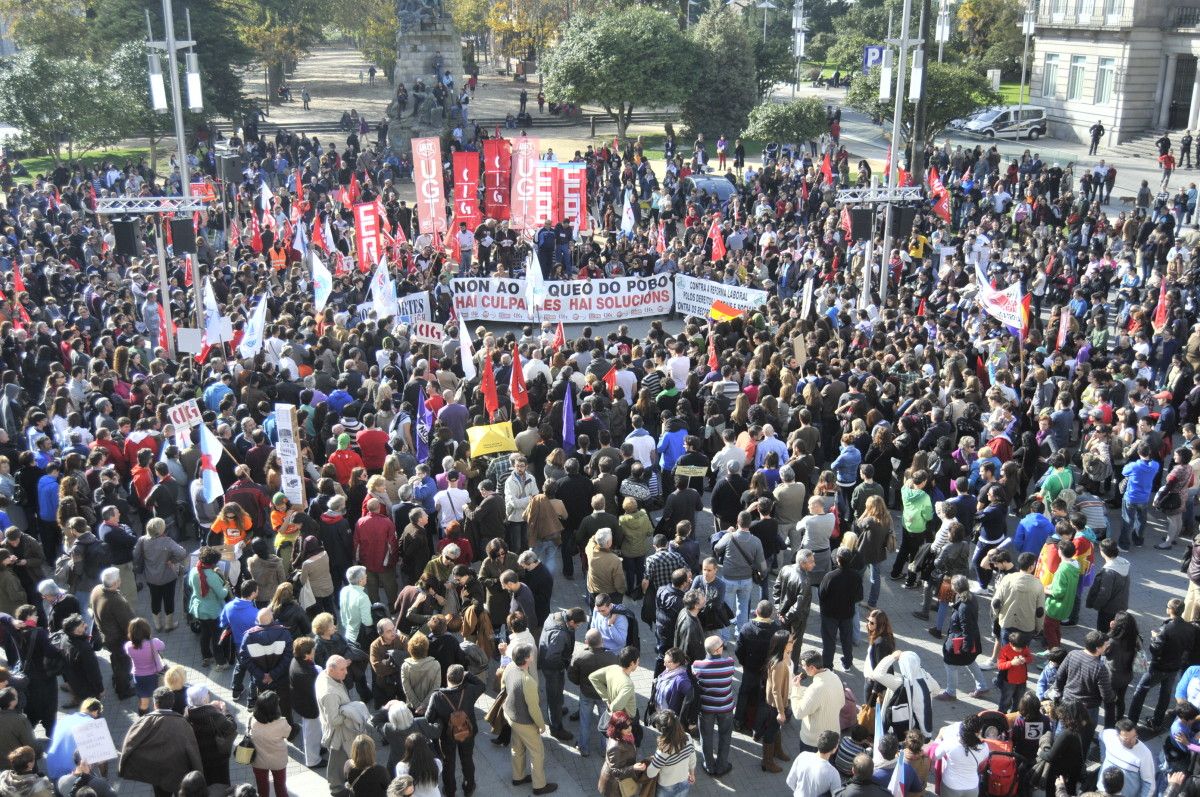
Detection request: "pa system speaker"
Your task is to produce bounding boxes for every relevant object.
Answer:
[170,218,197,253]
[849,208,874,240]
[112,219,139,258]
[893,206,917,239]
[217,154,241,184]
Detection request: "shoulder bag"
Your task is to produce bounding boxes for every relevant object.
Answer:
[729,534,767,587]
[234,718,256,765]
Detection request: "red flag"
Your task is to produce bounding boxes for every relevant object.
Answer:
[156,303,173,350]
[447,221,462,263]
[229,219,241,250]
[800,178,810,203]
[481,352,499,420]
[552,321,565,352]
[510,342,528,413]
[310,218,326,253]
[707,334,719,372]
[656,220,666,254]
[347,172,361,206]
[820,153,833,185]
[1152,278,1170,333]
[183,253,194,287]
[602,365,617,396]
[932,192,950,223]
[707,218,726,262]
[12,268,26,295]
[898,167,909,187]
[839,206,852,238]
[916,297,927,317]
[87,183,97,212]
[248,213,262,253]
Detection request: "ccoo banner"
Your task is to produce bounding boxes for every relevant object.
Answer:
[453,151,481,232]
[483,138,511,221]
[412,137,447,236]
[450,274,673,323]
[673,274,769,319]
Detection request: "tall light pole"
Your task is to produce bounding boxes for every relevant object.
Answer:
[935,0,950,63]
[792,0,807,98]
[1018,6,1035,108]
[757,0,777,43]
[878,0,919,304]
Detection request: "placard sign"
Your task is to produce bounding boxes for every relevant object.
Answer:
[274,404,306,506]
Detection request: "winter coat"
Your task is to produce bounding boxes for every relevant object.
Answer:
[1085,557,1131,618]
[943,596,983,666]
[131,534,187,586]
[118,710,203,792]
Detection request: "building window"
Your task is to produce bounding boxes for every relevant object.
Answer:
[1077,0,1095,22]
[1043,54,1060,97]
[1067,55,1086,100]
[1052,0,1067,21]
[1103,0,1123,23]
[1095,57,1115,103]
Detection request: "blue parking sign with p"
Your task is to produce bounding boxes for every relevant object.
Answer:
[863,45,884,75]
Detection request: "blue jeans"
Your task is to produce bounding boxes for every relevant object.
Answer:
[1128,669,1177,728]
[534,540,559,578]
[578,695,599,753]
[724,578,756,634]
[943,661,986,695]
[698,711,733,772]
[1119,500,1148,548]
[657,781,691,797]
[866,563,882,607]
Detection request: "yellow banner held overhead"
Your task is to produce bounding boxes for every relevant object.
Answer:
[467,421,518,458]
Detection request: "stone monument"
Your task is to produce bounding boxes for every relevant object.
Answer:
[386,0,464,152]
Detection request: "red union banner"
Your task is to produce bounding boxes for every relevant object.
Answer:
[509,137,539,232]
[353,201,383,273]
[483,138,511,221]
[452,151,481,231]
[557,164,588,233]
[531,162,557,228]
[412,137,446,235]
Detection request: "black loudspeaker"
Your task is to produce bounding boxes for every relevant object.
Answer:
[170,218,197,253]
[849,208,873,240]
[217,155,241,184]
[112,219,139,258]
[893,206,917,239]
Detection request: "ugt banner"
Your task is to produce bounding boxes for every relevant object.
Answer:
[509,137,540,232]
[452,151,481,232]
[352,201,383,273]
[483,138,511,221]
[450,274,673,323]
[674,274,769,319]
[412,137,447,236]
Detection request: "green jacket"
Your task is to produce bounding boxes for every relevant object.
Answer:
[1044,559,1081,621]
[901,486,933,534]
[187,568,229,620]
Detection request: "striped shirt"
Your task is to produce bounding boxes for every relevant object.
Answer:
[691,654,736,713]
[646,742,696,787]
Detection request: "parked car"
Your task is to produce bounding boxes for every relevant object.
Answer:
[957,105,1048,140]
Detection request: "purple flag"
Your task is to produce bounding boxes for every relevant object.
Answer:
[562,383,575,449]
[416,386,432,464]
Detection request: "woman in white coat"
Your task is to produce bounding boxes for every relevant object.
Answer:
[862,650,939,738]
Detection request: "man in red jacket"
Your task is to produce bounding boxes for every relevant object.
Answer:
[329,433,365,485]
[355,498,399,607]
[356,414,389,474]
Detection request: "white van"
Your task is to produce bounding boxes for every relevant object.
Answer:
[961,106,1048,140]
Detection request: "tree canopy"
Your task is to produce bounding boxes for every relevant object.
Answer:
[682,9,757,141]
[541,6,695,141]
[742,98,828,144]
[846,61,1001,145]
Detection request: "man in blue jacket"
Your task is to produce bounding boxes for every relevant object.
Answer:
[240,607,294,724]
[37,460,61,558]
[1119,443,1161,550]
[220,580,260,698]
[1013,499,1056,557]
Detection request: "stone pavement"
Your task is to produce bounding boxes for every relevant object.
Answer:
[34,493,1188,796]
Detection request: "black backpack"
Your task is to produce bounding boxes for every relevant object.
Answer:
[611,604,641,653]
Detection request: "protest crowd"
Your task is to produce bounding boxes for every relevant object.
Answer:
[0,81,1199,797]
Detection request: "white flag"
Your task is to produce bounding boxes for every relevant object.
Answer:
[459,320,477,380]
[258,179,273,212]
[620,200,635,238]
[525,247,546,316]
[292,218,308,256]
[370,258,399,319]
[239,294,270,358]
[310,251,333,314]
[202,279,222,342]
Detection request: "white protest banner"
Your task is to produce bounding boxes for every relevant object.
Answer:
[168,398,202,448]
[71,717,118,765]
[396,291,432,322]
[673,274,769,319]
[451,275,674,323]
[410,319,447,346]
[274,404,306,506]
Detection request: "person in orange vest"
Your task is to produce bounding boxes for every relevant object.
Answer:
[269,240,288,271]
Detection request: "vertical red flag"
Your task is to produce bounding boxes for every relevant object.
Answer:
[839,206,852,238]
[483,138,512,221]
[510,342,528,413]
[412,137,447,236]
[602,365,617,396]
[820,152,833,185]
[552,321,565,352]
[480,351,499,419]
[707,334,719,372]
[916,297,927,317]
[707,218,726,261]
[656,220,666,254]
[157,303,171,350]
[531,162,556,228]
[452,151,481,231]
[12,268,26,295]
[347,172,361,206]
[556,164,588,232]
[248,213,262,253]
[1152,278,1170,333]
[932,193,951,223]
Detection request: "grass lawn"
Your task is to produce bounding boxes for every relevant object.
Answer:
[999,83,1028,105]
[15,146,153,182]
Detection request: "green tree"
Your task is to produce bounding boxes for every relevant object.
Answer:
[846,61,1000,144]
[0,0,90,60]
[956,0,1024,78]
[447,0,490,38]
[106,41,200,175]
[682,9,757,140]
[488,0,567,61]
[541,7,695,142]
[238,0,324,103]
[751,23,796,100]
[0,49,124,161]
[742,97,827,143]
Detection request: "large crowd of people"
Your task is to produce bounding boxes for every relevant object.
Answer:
[0,74,1198,797]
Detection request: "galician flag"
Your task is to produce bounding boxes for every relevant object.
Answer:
[198,423,224,502]
[370,258,399,319]
[239,294,270,358]
[459,322,477,380]
[310,251,333,314]
[525,247,546,316]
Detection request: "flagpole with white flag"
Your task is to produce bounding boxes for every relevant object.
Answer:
[525,246,546,322]
[370,257,399,319]
[258,180,274,213]
[239,293,270,359]
[310,251,333,314]
[459,321,477,380]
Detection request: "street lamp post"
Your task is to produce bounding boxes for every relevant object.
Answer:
[792,1,807,98]
[877,0,920,305]
[935,0,950,63]
[757,0,777,43]
[1018,6,1035,109]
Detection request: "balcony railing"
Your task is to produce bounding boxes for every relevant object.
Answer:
[1037,4,1134,28]
[1174,7,1200,28]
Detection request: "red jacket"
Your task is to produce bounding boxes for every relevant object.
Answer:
[130,465,154,507]
[90,439,128,477]
[354,511,398,573]
[329,448,364,485]
[356,429,390,471]
[996,643,1030,685]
